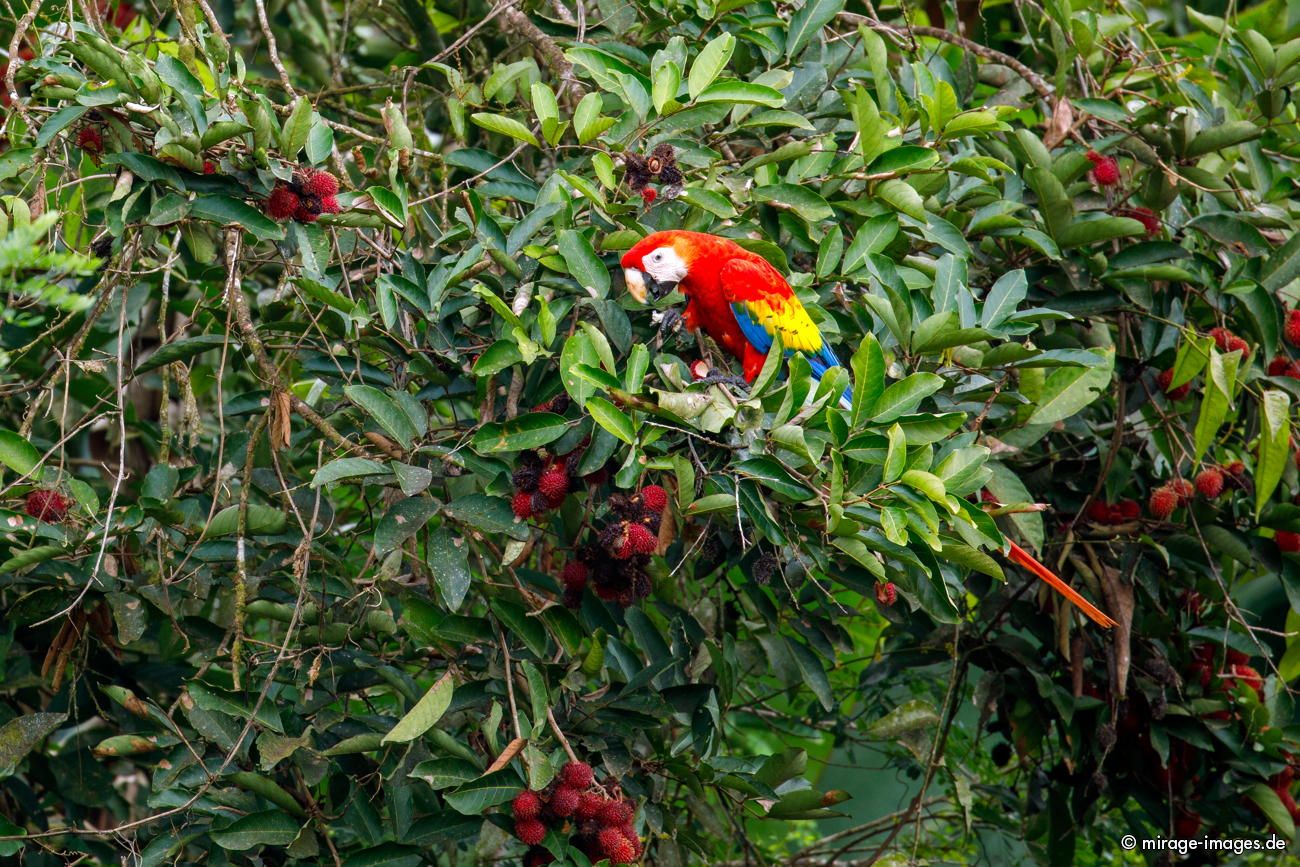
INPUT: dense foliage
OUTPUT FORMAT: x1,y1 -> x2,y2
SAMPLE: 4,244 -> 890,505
3,0 -> 1300,863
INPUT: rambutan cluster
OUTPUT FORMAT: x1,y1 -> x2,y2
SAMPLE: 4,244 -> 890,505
25,489 -> 69,522
622,142 -> 683,204
1085,150 -> 1120,186
1267,355 -> 1300,378
1188,644 -> 1265,722
76,126 -> 104,156
1084,499 -> 1141,525
264,168 -> 342,223
1286,309 -> 1300,347
874,581 -> 896,607
509,761 -> 643,864
511,448 -> 585,520
1208,326 -> 1250,356
1147,478 -> 1194,520
560,485 -> 668,608
1155,368 -> 1190,400
1115,206 -> 1161,236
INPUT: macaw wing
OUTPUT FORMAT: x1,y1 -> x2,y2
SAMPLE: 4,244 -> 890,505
719,258 -> 841,375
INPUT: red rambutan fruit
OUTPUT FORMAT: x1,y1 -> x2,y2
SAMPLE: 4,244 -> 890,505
549,785 -> 580,818
512,491 -> 535,520
598,828 -> 637,864
638,484 -> 668,513
25,489 -> 69,522
561,561 -> 587,591
1195,468 -> 1224,499
598,800 -> 634,827
76,126 -> 103,154
575,791 -> 607,820
875,581 -> 897,607
515,819 -> 547,846
512,790 -> 543,820
1156,368 -> 1190,400
560,761 -> 594,789
1287,310 -> 1300,347
1087,151 -> 1119,185
538,467 -> 569,503
1148,486 -> 1178,520
303,169 -> 339,198
265,185 -> 300,221
1278,530 -> 1300,553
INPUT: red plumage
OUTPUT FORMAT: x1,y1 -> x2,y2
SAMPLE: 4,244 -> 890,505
621,231 -> 800,382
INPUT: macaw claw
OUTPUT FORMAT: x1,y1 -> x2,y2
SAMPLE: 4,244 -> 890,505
695,369 -> 750,391
653,308 -> 684,340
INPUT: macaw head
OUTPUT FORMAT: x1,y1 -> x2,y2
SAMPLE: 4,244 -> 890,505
621,231 -> 692,303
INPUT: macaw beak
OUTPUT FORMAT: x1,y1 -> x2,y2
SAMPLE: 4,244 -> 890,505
624,268 -> 648,304
623,268 -> 678,304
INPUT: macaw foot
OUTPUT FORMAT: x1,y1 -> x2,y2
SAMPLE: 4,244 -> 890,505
653,308 -> 684,341
695,369 -> 751,392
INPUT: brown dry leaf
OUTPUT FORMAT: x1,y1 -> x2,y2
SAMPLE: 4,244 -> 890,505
1043,96 -> 1074,150
486,736 -> 528,774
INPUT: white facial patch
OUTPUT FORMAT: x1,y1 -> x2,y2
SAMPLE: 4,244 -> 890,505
642,247 -> 688,285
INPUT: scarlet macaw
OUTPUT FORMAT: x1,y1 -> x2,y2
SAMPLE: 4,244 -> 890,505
620,231 -> 1116,629
620,230 -> 852,407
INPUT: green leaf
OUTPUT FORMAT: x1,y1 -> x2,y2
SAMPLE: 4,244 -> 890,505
1262,233 -> 1300,292
1184,121 -> 1262,157
312,458 -> 392,487
0,429 -> 41,477
573,92 -> 607,144
752,184 -> 833,222
1057,217 -> 1145,249
470,112 -> 539,146
212,810 -> 301,851
787,639 -> 834,710
1192,351 -> 1239,463
871,373 -> 945,422
867,699 -> 940,739
786,0 -> 846,58
189,196 -> 284,241
882,423 -> 906,483
557,229 -> 609,296
1170,333 -> 1213,389
443,769 -> 524,815
876,179 -> 925,220
981,270 -> 1027,328
842,214 -> 898,275
586,397 -> 636,445
134,334 -> 229,374
1247,783 -> 1296,839
279,95 -> 314,158
850,334 -> 886,426
901,469 -> 947,506
1025,349 -> 1114,425
374,497 -> 440,555
688,33 -> 736,99
206,504 -> 286,537
346,385 -> 420,449
472,413 -> 570,452
427,527 -> 472,611
0,148 -> 39,182
382,671 -> 454,744
695,80 -> 786,107
0,712 -> 66,776
1256,389 -> 1291,519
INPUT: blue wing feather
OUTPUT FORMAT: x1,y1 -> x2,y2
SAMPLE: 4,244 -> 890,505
732,303 -> 852,408
730,303 -> 774,355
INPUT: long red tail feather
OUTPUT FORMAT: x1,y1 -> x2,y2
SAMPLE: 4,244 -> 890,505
1006,541 -> 1117,628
